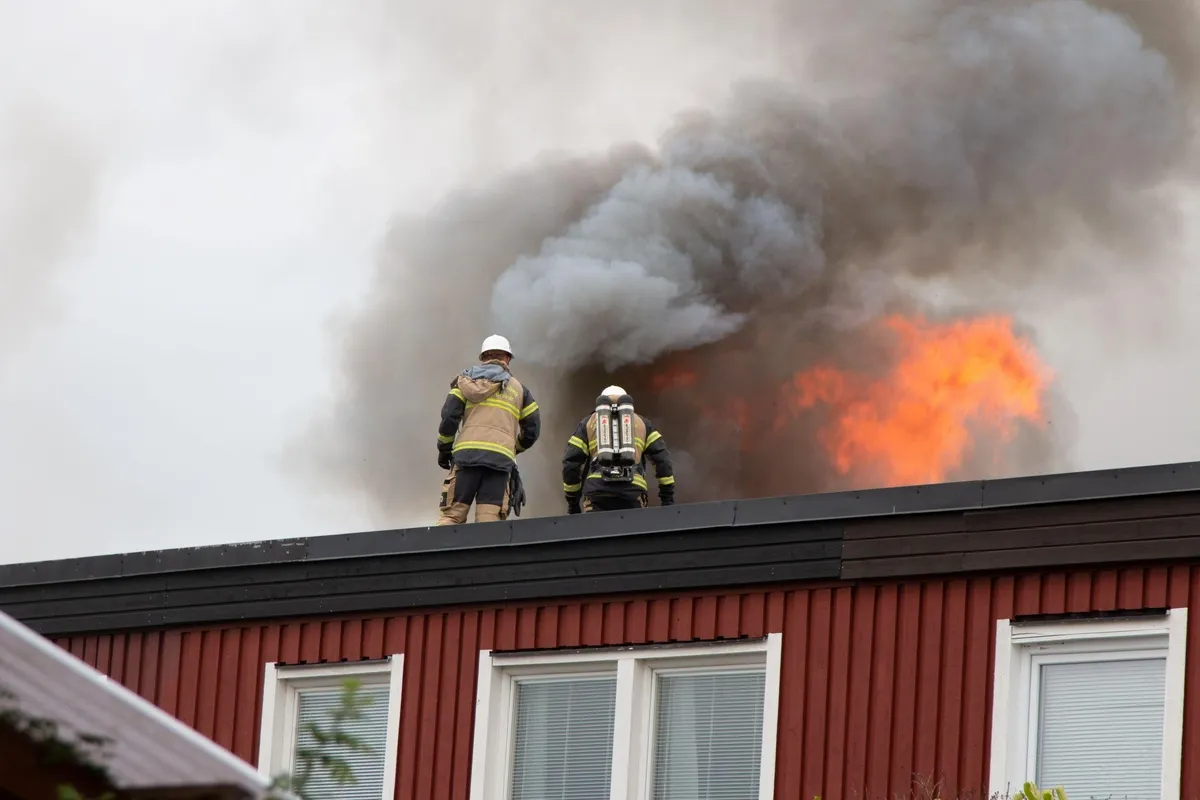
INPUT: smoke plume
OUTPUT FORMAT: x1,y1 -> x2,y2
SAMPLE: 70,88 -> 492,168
312,0 -> 1200,522
0,101 -> 102,357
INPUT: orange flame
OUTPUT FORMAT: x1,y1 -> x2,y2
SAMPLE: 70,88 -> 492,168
785,314 -> 1050,486
651,367 -> 697,392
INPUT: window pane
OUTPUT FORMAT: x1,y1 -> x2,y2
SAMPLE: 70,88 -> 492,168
510,676 -> 617,800
651,669 -> 766,800
1037,657 -> 1166,800
293,683 -> 391,800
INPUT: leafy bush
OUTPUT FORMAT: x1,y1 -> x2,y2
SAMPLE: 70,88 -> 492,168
812,774 -> 1067,800
1015,783 -> 1068,800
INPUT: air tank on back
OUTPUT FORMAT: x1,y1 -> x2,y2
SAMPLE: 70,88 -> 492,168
595,394 -> 616,467
615,394 -> 636,467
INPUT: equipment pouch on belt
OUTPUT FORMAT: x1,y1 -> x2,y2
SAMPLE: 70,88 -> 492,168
599,465 -> 635,483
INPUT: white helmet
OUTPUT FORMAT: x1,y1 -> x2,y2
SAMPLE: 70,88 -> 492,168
602,385 -> 627,397
480,334 -> 513,359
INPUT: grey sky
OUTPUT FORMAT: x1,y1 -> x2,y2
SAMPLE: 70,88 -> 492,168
1,0 -> 1198,565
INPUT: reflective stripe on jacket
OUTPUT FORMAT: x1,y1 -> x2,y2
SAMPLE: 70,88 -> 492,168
438,361 -> 540,471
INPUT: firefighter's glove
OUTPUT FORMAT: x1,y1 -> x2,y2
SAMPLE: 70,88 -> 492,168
438,451 -> 453,471
566,497 -> 582,515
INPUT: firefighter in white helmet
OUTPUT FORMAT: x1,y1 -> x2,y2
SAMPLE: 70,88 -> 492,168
561,385 -> 676,514
435,334 -> 540,525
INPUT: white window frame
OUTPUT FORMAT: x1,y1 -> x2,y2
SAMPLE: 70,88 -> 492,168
256,655 -> 405,800
469,634 -> 784,800
988,610 -> 1188,800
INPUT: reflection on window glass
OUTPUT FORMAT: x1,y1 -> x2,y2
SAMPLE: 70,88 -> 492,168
651,670 -> 766,800
293,683 -> 390,800
510,676 -> 617,800
1036,657 -> 1165,800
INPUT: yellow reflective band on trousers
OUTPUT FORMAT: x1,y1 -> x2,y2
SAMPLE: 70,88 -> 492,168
657,475 -> 675,486
586,472 -> 648,491
563,482 -> 581,493
465,397 -> 520,419
453,440 -> 516,460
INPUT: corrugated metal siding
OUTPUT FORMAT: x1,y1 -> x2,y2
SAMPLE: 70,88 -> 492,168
52,566 -> 1200,800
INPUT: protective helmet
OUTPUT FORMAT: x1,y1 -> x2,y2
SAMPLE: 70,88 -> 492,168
480,334 -> 513,359
601,385 -> 628,398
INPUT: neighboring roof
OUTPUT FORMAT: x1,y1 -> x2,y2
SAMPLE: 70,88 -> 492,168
3,459 -> 1200,636
0,609 -> 270,798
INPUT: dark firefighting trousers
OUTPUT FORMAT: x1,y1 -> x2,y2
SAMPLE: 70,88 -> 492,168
437,465 -> 511,525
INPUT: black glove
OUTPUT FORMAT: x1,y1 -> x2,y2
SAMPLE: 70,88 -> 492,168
508,468 -> 527,518
438,451 -> 453,470
566,496 -> 582,515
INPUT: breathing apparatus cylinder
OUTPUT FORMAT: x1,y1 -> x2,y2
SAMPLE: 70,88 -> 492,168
615,394 -> 636,467
595,395 -> 615,467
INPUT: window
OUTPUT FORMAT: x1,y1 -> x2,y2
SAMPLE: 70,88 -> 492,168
257,656 -> 404,800
988,611 -> 1187,800
510,674 -> 617,800
469,635 -> 783,800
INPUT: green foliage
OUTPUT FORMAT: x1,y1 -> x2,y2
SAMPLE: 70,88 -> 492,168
267,678 -> 375,800
55,786 -> 115,800
1015,782 -> 1068,800
807,775 -> 1066,800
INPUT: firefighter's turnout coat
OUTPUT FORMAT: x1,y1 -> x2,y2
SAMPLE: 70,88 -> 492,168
562,412 -> 676,506
438,360 -> 540,471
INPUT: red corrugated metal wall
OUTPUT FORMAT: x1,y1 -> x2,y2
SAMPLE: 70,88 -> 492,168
53,565 -> 1200,800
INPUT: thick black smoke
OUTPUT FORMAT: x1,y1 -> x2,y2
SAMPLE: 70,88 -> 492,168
309,0 -> 1200,523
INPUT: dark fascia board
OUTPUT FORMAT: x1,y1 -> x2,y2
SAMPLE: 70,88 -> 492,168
3,459 -> 1200,588
5,519 -> 843,635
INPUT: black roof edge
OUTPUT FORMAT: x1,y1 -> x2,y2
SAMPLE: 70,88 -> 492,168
489,636 -> 769,658
4,458 -> 1200,589
1010,608 -> 1169,625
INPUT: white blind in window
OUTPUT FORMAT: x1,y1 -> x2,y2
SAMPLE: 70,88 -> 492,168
510,675 -> 617,800
1036,656 -> 1166,800
293,683 -> 391,800
651,669 -> 767,800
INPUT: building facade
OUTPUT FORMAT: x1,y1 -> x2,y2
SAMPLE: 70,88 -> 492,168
3,461 -> 1200,800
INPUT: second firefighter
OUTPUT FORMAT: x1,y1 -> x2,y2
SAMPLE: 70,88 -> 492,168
561,385 -> 676,513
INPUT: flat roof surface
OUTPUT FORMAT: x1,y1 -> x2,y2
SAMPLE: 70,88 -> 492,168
0,609 -> 270,796
5,459 -> 1200,636
5,459 -> 1200,583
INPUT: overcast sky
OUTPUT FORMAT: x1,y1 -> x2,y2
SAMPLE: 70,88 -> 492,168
1,1 -> 1198,566
0,0 -> 786,564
